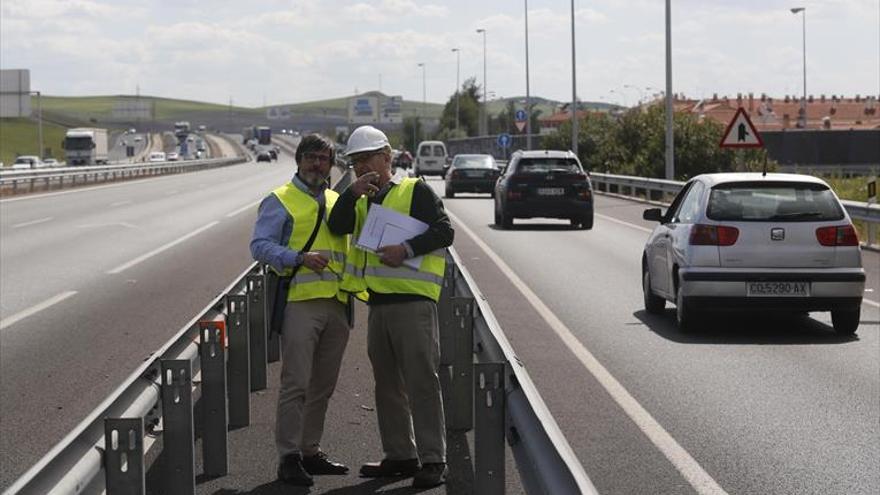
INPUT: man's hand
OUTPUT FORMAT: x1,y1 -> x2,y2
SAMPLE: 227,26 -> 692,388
351,171 -> 380,197
377,244 -> 407,267
302,252 -> 329,271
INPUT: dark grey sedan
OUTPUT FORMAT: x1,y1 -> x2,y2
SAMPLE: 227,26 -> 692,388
444,154 -> 500,198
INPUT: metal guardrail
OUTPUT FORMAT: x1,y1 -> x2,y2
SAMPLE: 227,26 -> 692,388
589,172 -> 880,247
0,156 -> 249,194
6,167 -> 594,494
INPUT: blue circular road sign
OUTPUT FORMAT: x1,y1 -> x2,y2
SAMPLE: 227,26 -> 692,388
497,133 -> 512,148
515,109 -> 527,122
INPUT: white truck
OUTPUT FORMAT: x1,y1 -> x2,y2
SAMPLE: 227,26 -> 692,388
63,128 -> 109,166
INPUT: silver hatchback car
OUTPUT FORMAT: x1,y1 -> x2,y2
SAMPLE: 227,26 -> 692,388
641,173 -> 865,334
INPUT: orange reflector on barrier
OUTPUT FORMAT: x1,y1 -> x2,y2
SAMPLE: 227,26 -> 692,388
198,319 -> 227,348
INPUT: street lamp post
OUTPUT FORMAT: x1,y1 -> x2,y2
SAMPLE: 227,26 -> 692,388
570,0 -> 578,156
476,28 -> 488,136
790,7 -> 807,128
524,0 -> 532,150
664,0 -> 674,180
452,48 -> 461,134
418,62 -> 426,142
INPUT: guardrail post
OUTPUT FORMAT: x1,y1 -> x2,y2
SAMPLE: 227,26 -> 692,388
246,273 -> 268,390
265,269 -> 280,363
474,363 -> 505,495
450,297 -> 474,431
226,294 -> 251,427
438,260 -> 456,424
104,417 -> 145,495
160,359 -> 195,495
199,322 -> 228,477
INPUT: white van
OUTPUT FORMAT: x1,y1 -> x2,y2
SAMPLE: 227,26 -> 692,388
414,141 -> 448,177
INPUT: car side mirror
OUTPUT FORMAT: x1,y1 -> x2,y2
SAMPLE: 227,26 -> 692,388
643,208 -> 663,223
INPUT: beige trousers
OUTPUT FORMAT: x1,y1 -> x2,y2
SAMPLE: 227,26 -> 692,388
276,297 -> 350,458
367,300 -> 446,464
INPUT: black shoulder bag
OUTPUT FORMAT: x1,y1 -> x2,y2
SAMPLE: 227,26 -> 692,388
268,200 -> 326,335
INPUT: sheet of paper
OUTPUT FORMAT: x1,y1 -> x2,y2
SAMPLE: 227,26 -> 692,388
356,204 -> 429,270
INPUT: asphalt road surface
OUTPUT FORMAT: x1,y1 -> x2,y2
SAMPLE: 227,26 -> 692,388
433,180 -> 878,495
1,167 -> 877,494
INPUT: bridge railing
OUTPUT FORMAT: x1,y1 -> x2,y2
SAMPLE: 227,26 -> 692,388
5,168 -> 595,494
590,172 -> 880,248
0,156 -> 248,195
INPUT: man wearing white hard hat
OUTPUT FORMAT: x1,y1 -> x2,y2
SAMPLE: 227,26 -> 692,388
328,125 -> 453,488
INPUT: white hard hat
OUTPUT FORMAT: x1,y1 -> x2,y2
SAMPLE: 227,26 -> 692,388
345,125 -> 389,156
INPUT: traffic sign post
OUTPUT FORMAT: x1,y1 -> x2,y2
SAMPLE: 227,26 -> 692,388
497,133 -> 511,160
514,109 -> 527,133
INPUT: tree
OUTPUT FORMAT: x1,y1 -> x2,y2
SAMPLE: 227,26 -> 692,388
437,77 -> 481,138
402,117 -> 423,152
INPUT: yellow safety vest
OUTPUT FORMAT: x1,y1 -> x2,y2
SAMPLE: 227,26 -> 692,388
340,178 -> 446,302
272,183 -> 348,303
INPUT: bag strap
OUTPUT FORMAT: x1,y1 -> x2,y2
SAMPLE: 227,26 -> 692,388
290,198 -> 327,278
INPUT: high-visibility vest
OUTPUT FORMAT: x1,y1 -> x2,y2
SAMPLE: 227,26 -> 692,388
340,178 -> 446,302
272,183 -> 348,303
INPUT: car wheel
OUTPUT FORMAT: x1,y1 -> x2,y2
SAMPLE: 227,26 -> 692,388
643,268 -> 665,314
675,285 -> 697,333
831,308 -> 860,335
445,187 -> 455,198
497,209 -> 512,229
581,213 -> 594,230
494,206 -> 501,226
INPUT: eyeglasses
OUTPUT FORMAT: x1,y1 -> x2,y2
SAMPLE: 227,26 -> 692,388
302,152 -> 333,164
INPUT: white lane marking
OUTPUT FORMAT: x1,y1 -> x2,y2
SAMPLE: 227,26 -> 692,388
225,199 -> 262,218
596,213 -> 653,233
111,200 -> 133,207
165,190 -> 179,196
447,210 -> 730,495
107,221 -> 219,274
0,291 -> 78,330
12,217 -> 53,228
593,213 -> 880,309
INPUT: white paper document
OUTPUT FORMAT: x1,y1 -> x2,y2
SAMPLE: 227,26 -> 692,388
356,204 -> 428,269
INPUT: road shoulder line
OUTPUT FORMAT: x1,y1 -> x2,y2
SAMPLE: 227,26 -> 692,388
1,291 -> 78,331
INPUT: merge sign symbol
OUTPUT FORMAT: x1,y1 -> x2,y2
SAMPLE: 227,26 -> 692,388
720,108 -> 764,148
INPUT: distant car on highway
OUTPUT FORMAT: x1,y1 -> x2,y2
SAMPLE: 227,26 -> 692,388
256,150 -> 272,162
493,149 -> 594,230
641,173 -> 865,334
134,136 -> 143,142
414,141 -> 448,177
268,148 -> 278,161
41,158 -> 61,167
444,154 -> 499,198
11,155 -> 42,170
166,152 -> 179,161
148,151 -> 166,162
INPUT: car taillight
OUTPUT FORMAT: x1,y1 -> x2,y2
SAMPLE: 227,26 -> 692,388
816,225 -> 859,246
577,188 -> 592,200
689,224 -> 739,246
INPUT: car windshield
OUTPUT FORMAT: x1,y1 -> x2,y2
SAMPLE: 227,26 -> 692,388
517,158 -> 581,174
707,182 -> 844,221
453,156 -> 494,169
432,145 -> 445,156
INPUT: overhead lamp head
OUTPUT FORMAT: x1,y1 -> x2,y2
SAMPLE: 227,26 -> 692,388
790,7 -> 805,14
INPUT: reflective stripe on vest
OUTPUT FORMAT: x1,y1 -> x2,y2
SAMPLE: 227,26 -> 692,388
272,183 -> 347,302
340,178 -> 446,302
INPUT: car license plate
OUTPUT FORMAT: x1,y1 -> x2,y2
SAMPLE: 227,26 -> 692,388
465,170 -> 485,178
746,281 -> 810,297
537,187 -> 565,196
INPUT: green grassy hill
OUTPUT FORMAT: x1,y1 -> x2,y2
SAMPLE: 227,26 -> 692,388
0,118 -> 68,166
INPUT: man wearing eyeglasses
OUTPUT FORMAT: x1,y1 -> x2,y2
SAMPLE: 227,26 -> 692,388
250,134 -> 351,487
328,125 -> 454,488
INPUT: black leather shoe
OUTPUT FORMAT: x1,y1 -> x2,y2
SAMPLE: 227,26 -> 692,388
412,462 -> 447,488
277,454 -> 314,486
302,451 -> 349,475
359,458 -> 420,478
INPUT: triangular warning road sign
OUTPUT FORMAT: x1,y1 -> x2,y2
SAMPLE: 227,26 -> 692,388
515,121 -> 526,132
720,107 -> 764,148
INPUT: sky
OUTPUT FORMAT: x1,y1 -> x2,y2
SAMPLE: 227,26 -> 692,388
1,0 -> 879,108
